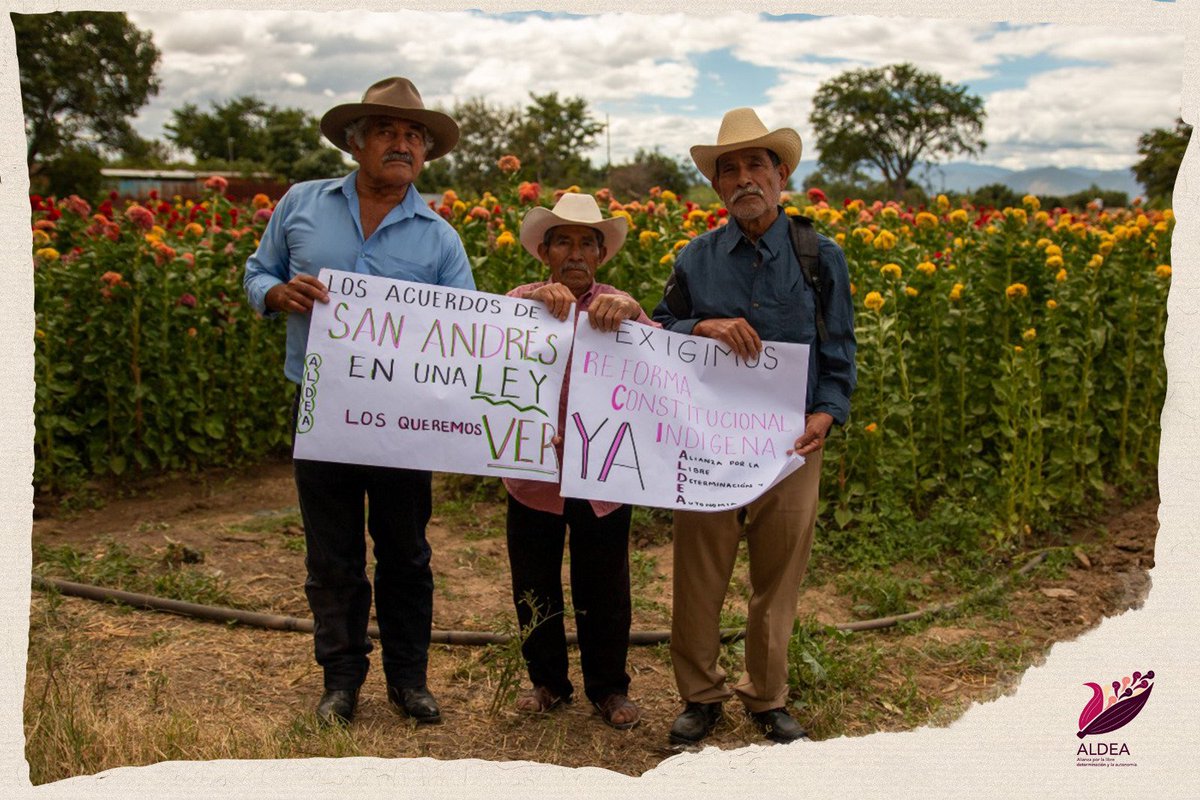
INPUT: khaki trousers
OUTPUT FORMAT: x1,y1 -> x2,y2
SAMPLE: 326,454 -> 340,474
670,450 -> 822,712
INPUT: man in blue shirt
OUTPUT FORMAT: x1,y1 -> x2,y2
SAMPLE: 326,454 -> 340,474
653,108 -> 856,746
244,77 -> 473,727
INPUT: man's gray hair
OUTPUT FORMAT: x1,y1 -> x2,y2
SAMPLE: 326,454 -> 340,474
344,115 -> 435,152
543,226 -> 604,248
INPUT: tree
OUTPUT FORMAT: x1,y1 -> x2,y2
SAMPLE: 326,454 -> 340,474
970,182 -> 1021,210
511,92 -> 604,187
607,148 -> 696,198
14,11 -> 161,169
437,98 -> 523,194
166,96 -> 347,182
1132,118 -> 1192,203
810,62 -> 985,200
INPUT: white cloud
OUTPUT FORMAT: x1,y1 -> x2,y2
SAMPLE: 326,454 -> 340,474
125,10 -> 1183,174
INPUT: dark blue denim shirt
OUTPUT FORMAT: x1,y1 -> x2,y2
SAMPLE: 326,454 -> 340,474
652,209 -> 857,425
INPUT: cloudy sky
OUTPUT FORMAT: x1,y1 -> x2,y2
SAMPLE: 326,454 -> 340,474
124,9 -> 1186,174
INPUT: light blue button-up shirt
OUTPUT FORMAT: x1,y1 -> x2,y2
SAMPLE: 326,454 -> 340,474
244,170 -> 475,383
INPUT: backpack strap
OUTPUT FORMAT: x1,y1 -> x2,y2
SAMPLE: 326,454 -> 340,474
662,268 -> 692,320
787,214 -> 828,343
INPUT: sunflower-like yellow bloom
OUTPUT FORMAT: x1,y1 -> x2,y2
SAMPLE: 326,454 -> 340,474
864,291 -> 885,312
1006,283 -> 1029,300
880,262 -> 902,280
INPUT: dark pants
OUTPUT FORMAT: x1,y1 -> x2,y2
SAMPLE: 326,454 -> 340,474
293,451 -> 433,690
505,494 -> 633,704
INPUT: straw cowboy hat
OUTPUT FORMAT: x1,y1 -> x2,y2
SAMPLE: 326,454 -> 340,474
520,193 -> 628,266
320,77 -> 460,160
690,108 -> 803,182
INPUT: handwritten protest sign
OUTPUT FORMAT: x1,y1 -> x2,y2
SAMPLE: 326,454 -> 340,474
560,313 -> 809,511
293,269 -> 573,481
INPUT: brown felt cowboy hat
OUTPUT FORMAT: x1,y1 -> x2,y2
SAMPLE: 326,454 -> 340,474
519,193 -> 628,266
320,77 -> 460,160
690,107 -> 802,182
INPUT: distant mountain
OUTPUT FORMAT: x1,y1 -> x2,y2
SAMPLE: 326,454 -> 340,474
800,161 -> 1144,199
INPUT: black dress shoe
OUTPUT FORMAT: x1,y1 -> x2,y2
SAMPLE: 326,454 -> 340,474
388,684 -> 442,724
668,701 -> 722,744
315,688 -> 359,726
750,707 -> 808,743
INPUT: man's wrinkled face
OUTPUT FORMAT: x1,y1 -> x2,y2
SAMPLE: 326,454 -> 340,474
351,116 -> 427,188
537,225 -> 607,298
711,147 -> 789,224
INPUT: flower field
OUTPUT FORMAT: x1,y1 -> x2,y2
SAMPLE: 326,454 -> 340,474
30,175 -> 1170,551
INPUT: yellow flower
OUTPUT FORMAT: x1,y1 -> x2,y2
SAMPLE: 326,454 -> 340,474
1163,209 -> 1175,222
948,209 -> 969,224
35,247 -> 60,261
1022,327 -> 1037,342
915,211 -> 939,228
661,190 -> 678,203
660,253 -> 675,266
845,199 -> 864,213
1154,221 -> 1169,233
1046,299 -> 1058,310
849,282 -> 857,296
835,233 -> 846,246
1036,238 -> 1052,250
1099,239 -> 1114,255
1156,264 -> 1172,279
936,194 -> 950,212
1006,208 -> 1028,225
1014,345 -> 1024,354
1005,283 -> 1029,300
953,237 -> 964,248
864,291 -> 885,312
687,209 -> 707,223
880,206 -> 899,219
1056,268 -> 1068,283
852,227 -> 874,244
1136,213 -> 1150,228
1044,244 -> 1062,258
1045,255 -> 1064,269
638,230 -> 661,246
880,262 -> 902,280
905,286 -> 920,297
35,329 -> 46,339
949,283 -> 964,301
184,222 -> 205,238
495,231 -> 516,248
916,261 -> 936,276
985,225 -> 998,235
784,205 -> 801,217
1022,194 -> 1041,211
873,230 -> 897,250
1087,254 -> 1103,270
452,200 -> 467,216
673,239 -> 690,252
611,209 -> 635,229
32,229 -> 51,246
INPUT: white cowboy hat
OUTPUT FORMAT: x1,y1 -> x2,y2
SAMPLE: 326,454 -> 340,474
519,193 -> 628,266
689,107 -> 802,182
320,76 -> 460,160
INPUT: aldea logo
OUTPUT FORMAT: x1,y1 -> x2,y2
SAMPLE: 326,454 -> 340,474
1077,669 -> 1154,741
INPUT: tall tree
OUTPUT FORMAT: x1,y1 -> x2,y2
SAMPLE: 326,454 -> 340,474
14,11 -> 161,169
1132,118 -> 1192,203
810,62 -> 986,200
166,96 -> 346,182
511,92 -> 604,186
438,98 -> 523,194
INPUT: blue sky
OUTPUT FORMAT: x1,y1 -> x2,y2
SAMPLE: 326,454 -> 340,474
124,9 -> 1185,174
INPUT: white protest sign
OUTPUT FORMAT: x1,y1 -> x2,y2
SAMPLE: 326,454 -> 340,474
561,313 -> 809,511
293,269 -> 574,481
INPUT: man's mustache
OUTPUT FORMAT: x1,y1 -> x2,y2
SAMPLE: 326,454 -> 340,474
731,186 -> 765,203
383,151 -> 414,164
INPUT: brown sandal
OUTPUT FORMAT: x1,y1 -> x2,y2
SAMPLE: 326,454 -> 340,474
594,693 -> 641,730
515,686 -> 566,714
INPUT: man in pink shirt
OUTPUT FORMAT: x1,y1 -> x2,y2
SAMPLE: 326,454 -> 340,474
503,193 -> 657,730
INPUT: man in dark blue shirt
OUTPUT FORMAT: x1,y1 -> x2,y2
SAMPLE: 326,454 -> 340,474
653,108 -> 856,746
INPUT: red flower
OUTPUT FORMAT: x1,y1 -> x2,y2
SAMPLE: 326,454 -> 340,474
30,195 -> 44,212
253,208 -> 273,223
125,204 -> 155,230
178,293 -> 197,308
100,271 -> 123,286
517,181 -> 541,204
149,190 -> 159,201
807,187 -> 827,204
496,154 -> 521,174
204,175 -> 229,194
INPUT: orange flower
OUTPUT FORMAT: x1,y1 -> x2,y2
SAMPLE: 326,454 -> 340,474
496,154 -> 521,174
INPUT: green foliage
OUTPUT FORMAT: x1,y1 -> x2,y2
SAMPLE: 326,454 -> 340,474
14,11 -> 161,168
1132,118 -> 1192,203
810,62 -> 985,200
42,147 -> 104,199
165,96 -> 348,182
512,92 -> 605,187
607,148 -> 697,198
970,182 -> 1022,210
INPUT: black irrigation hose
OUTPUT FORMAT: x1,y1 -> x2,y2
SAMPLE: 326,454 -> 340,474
31,553 -> 1046,646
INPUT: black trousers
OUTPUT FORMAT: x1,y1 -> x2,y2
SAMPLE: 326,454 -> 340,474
294,457 -> 434,691
505,494 -> 632,704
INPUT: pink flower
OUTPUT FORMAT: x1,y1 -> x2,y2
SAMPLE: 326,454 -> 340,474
253,208 -> 273,223
178,293 -> 197,308
204,175 -> 229,194
125,204 -> 155,231
66,195 -> 92,217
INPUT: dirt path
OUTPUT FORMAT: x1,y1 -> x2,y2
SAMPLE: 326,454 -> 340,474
25,460 -> 1157,781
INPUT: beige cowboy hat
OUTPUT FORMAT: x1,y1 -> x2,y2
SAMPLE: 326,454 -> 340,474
690,107 -> 802,182
320,77 -> 460,160
520,193 -> 628,266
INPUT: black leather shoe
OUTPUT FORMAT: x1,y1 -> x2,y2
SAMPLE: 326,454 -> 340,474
388,684 -> 442,724
668,701 -> 722,744
315,688 -> 358,727
750,707 -> 808,743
